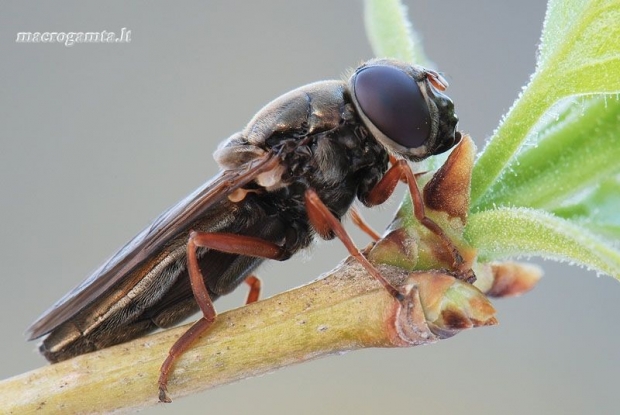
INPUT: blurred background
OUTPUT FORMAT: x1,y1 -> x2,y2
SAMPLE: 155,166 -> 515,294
1,1 -> 619,414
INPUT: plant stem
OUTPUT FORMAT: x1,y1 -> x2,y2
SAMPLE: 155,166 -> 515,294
0,261 -> 495,414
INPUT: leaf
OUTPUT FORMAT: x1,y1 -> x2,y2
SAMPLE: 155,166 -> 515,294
465,207 -> 620,281
552,175 -> 620,241
474,96 -> 620,211
537,0 -> 620,96
363,0 -> 429,65
470,0 -> 620,205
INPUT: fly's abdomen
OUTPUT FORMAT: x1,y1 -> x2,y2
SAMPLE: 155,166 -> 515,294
38,249 -> 264,362
39,198 -> 295,363
39,246 -> 189,362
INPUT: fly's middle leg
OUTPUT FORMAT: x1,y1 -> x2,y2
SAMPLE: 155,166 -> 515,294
305,189 -> 404,301
349,207 -> 381,241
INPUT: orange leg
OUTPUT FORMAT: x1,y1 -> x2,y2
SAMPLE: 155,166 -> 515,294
244,275 -> 262,304
348,154 -> 424,243
158,231 -> 286,403
364,159 -> 472,281
305,189 -> 404,301
349,207 -> 381,242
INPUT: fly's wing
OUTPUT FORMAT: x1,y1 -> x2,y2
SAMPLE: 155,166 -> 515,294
27,154 -> 279,340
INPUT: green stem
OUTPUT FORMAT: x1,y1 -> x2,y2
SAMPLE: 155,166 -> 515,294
0,262 -> 495,414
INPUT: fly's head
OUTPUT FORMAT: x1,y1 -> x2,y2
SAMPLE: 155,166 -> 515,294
349,59 -> 460,162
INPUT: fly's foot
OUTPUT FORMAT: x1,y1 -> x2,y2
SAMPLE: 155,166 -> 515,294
158,384 -> 172,403
458,268 -> 477,285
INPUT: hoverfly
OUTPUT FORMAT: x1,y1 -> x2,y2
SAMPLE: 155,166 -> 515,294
27,58 -> 467,402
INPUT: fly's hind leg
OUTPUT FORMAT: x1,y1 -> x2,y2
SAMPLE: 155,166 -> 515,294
244,275 -> 262,304
158,231 -> 287,403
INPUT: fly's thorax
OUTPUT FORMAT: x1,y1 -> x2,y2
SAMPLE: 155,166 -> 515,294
275,120 -> 389,220
215,79 -> 355,193
242,80 -> 348,147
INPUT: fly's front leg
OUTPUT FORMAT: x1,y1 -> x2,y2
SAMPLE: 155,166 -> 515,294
158,231 -> 287,403
347,156 -> 427,243
364,159 -> 474,283
305,189 -> 404,301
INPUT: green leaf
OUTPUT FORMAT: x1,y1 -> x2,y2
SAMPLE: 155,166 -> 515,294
474,96 -> 620,211
363,0 -> 429,65
465,207 -> 620,281
552,175 -> 620,241
470,0 -> 620,205
537,0 -> 620,95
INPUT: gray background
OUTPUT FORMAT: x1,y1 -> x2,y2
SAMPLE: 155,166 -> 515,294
2,1 -> 619,414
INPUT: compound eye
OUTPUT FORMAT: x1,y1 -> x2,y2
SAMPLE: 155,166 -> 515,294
353,65 -> 430,149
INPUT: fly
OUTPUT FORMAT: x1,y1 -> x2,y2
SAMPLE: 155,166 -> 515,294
27,58 -> 470,402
